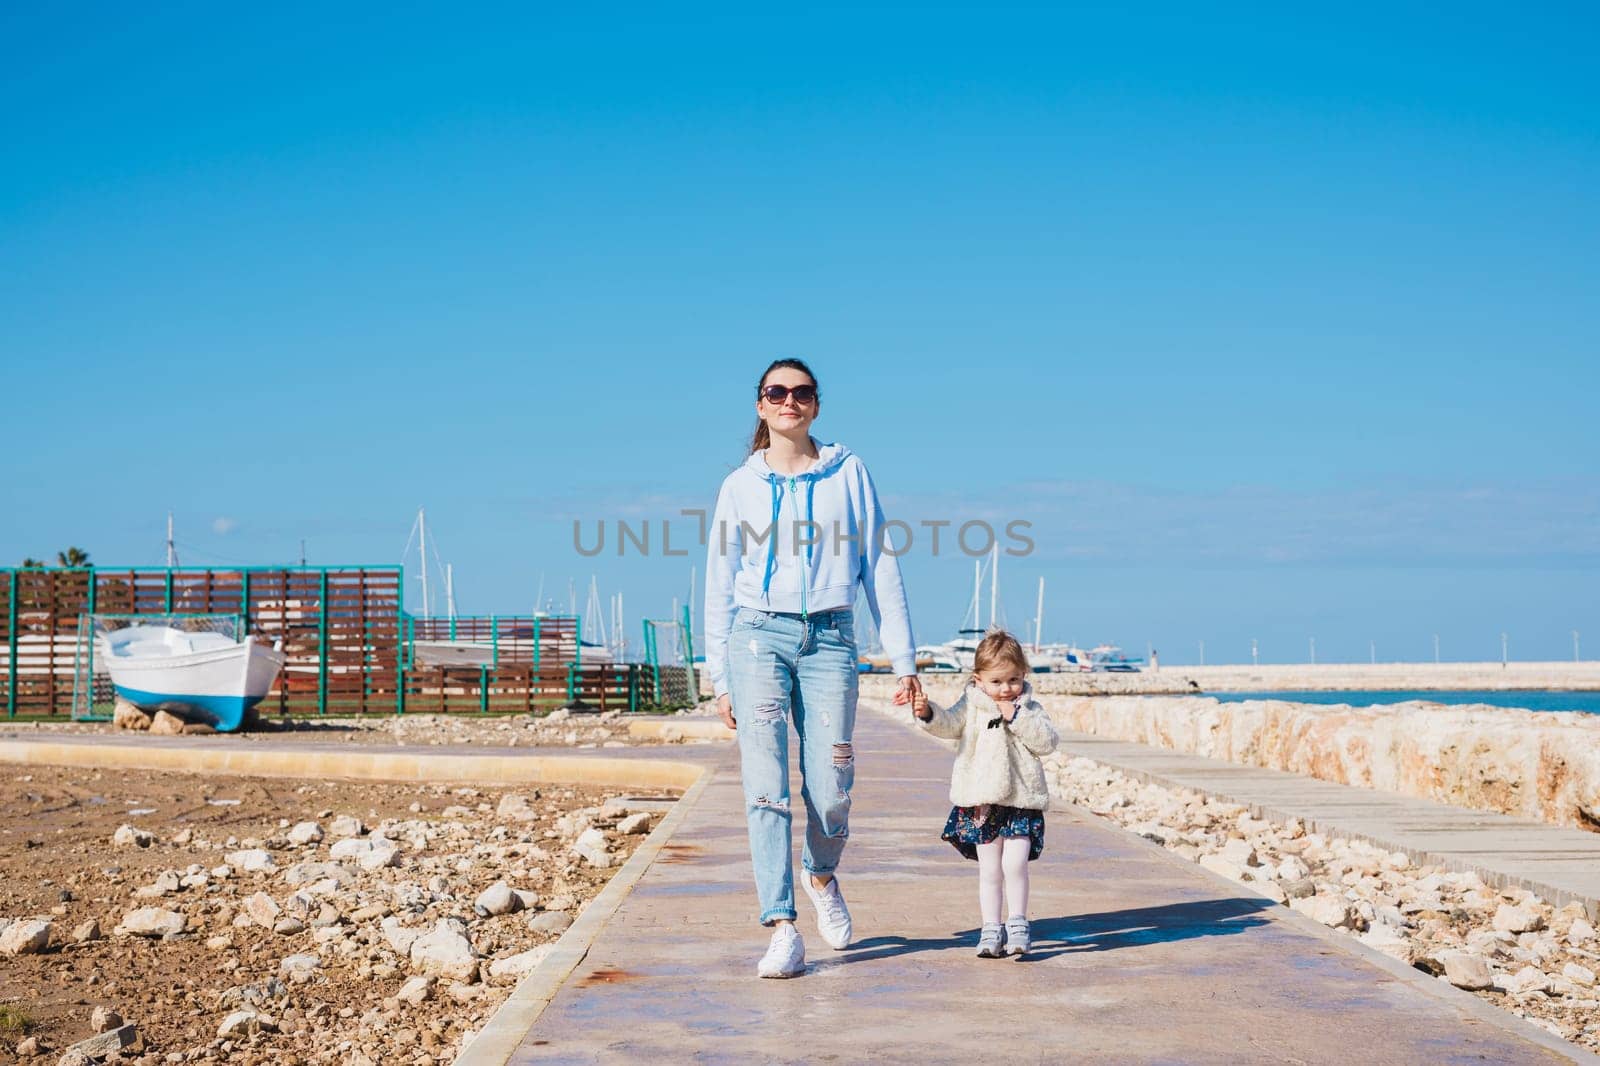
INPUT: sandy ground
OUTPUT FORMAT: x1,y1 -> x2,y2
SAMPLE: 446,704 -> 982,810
0,765 -> 677,1062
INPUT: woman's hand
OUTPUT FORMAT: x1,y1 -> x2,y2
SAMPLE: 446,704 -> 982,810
716,693 -> 736,730
890,673 -> 923,705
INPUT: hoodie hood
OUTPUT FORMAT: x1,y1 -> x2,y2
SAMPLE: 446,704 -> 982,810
741,437 -> 853,480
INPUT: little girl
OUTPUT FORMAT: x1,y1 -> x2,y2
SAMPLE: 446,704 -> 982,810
909,630 -> 1058,957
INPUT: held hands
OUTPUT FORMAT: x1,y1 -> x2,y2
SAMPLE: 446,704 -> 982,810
889,674 -> 931,721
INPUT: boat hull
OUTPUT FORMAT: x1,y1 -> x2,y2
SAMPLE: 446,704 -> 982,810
107,639 -> 285,732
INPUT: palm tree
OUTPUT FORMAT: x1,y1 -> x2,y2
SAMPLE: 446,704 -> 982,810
20,557 -> 46,568
56,547 -> 91,568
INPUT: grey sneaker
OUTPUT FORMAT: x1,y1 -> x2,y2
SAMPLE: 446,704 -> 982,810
1005,916 -> 1032,956
976,923 -> 1007,958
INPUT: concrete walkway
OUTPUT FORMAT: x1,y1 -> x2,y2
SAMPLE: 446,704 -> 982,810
501,705 -> 1589,1065
1059,731 -> 1600,916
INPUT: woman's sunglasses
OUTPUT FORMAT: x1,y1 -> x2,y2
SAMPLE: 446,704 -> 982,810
759,384 -> 818,405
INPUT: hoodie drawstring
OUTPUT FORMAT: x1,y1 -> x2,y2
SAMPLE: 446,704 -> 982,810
758,472 -> 817,620
760,474 -> 780,602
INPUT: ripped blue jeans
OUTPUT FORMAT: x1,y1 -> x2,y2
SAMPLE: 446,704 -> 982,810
726,605 -> 859,925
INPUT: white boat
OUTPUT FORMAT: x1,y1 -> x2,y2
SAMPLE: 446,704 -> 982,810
101,625 -> 285,732
412,640 -> 497,667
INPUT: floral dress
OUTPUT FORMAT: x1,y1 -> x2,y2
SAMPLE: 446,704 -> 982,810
941,802 -> 1045,862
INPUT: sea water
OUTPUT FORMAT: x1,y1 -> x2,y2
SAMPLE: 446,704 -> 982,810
1207,690 -> 1600,715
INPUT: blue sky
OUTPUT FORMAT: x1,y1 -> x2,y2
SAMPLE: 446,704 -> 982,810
3,4 -> 1596,663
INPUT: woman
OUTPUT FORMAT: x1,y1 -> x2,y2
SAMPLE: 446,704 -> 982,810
704,357 -> 922,978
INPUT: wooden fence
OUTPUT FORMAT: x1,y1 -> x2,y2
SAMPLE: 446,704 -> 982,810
1,568 -> 690,717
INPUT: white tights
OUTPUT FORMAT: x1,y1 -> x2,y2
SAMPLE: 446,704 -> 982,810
975,836 -> 1031,925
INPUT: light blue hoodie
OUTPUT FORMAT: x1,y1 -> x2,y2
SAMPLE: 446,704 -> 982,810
704,437 -> 917,697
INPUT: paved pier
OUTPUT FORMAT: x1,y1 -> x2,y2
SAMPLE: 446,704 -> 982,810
502,705 -> 1589,1065
1058,731 -> 1600,916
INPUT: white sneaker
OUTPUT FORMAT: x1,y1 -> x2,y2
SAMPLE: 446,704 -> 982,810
757,923 -> 806,978
802,874 -> 853,949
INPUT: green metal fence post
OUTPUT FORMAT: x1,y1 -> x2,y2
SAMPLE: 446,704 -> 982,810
6,570 -> 16,718
164,568 -> 174,612
397,563 -> 407,716
533,617 -> 542,669
491,616 -> 499,668
565,664 -> 576,705
479,665 -> 489,715
680,602 -> 696,702
627,663 -> 638,713
317,569 -> 329,715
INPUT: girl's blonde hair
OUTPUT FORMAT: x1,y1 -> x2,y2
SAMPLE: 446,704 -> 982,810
973,629 -> 1029,676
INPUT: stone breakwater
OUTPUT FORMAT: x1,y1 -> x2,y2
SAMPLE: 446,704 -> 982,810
867,677 -> 1600,831
961,661 -> 1600,696
1048,694 -> 1600,832
1045,753 -> 1600,1053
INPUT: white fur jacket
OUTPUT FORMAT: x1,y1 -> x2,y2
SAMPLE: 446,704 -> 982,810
919,681 -> 1059,810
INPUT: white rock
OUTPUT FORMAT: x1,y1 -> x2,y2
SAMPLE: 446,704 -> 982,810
1291,894 -> 1356,930
381,916 -> 422,955
1496,965 -> 1552,996
329,838 -> 374,860
617,812 -> 653,835
91,1006 -> 123,1032
528,911 -> 574,935
357,842 -> 400,872
1218,838 -> 1258,867
118,907 -> 186,938
1569,918 -> 1597,943
1275,856 -> 1310,881
279,953 -> 320,982
409,919 -> 479,982
488,944 -> 552,980
216,1009 -> 270,1037
329,815 -> 365,838
474,881 -> 522,917
396,976 -> 432,1004
497,794 -> 541,822
287,821 -> 324,845
1358,924 -> 1413,963
1440,951 -> 1494,990
226,849 -> 277,875
572,827 -> 612,868
1562,962 -> 1596,987
1198,855 -> 1246,882
0,918 -> 51,955
1492,903 -> 1545,934
243,891 -> 282,929
112,824 -> 153,848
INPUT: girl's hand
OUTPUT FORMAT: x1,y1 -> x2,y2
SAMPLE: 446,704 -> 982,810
715,694 -> 736,730
911,690 -> 932,722
998,700 -> 1018,722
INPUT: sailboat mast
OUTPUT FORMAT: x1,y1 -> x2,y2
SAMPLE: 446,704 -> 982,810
418,508 -> 431,620
1034,576 -> 1044,652
972,559 -> 981,631
989,543 -> 998,629
445,563 -> 456,623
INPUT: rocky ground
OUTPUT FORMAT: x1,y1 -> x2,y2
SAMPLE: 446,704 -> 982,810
0,764 -> 674,1063
4,708 -> 716,749
1045,751 -> 1600,1054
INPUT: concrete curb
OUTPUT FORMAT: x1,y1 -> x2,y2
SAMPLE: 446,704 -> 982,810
0,739 -> 703,791
627,718 -> 735,742
453,765 -> 717,1065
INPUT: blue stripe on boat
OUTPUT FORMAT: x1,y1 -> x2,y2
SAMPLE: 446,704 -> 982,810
111,686 -> 261,733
